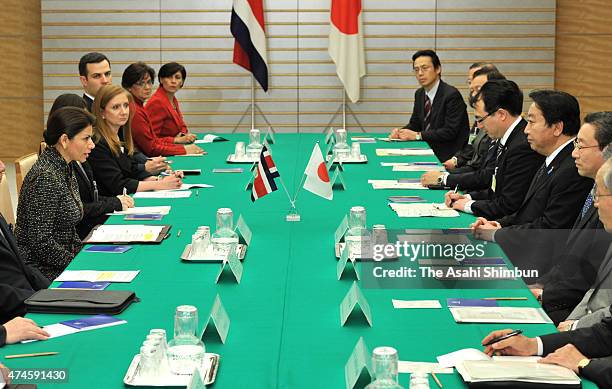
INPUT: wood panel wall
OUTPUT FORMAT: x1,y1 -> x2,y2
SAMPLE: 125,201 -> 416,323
556,0 -> 612,116
0,0 -> 43,159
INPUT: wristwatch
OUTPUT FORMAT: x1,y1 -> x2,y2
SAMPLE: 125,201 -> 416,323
415,133 -> 422,141
577,358 -> 591,373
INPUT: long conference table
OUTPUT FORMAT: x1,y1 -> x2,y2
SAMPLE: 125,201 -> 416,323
1,134 -> 597,388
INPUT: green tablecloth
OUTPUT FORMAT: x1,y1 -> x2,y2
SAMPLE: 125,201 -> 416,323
0,134 -> 596,388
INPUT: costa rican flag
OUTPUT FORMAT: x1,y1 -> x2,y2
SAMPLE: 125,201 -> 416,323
231,0 -> 269,92
251,145 -> 280,201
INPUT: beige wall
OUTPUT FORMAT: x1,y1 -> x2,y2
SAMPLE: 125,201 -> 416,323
556,0 -> 612,116
0,0 -> 43,159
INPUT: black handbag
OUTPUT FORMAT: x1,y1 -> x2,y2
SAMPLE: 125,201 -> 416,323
24,289 -> 138,315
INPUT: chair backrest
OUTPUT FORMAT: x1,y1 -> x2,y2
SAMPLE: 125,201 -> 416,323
0,173 -> 15,225
15,152 -> 38,193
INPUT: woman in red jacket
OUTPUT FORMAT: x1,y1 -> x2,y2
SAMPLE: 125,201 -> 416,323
122,62 -> 203,156
146,62 -> 198,142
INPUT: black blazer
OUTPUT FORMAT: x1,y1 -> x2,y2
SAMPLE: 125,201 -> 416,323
73,161 -> 122,239
540,207 -> 610,325
0,214 -> 50,323
403,80 -> 470,162
497,142 -> 593,229
88,137 -> 146,196
446,139 -> 497,191
469,119 -> 545,220
540,306 -> 612,388
452,129 -> 492,172
83,94 -> 93,112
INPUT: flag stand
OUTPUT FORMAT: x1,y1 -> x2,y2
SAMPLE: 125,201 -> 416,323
232,76 -> 276,134
323,90 -> 367,134
278,175 -> 301,222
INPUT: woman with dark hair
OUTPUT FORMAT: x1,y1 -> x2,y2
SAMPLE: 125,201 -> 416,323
15,107 -> 95,280
48,93 -> 135,239
88,85 -> 182,196
146,62 -> 197,140
122,62 -> 203,156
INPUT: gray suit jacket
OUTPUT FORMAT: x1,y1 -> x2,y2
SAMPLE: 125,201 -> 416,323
568,242 -> 612,327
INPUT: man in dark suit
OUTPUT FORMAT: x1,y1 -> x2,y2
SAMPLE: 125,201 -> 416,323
78,52 -> 112,111
421,68 -> 505,189
444,80 -> 544,220
481,306 -> 612,388
0,213 -> 50,323
534,112 -> 612,324
388,49 -> 470,162
470,91 -> 593,276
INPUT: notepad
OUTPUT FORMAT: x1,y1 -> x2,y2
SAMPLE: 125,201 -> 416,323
55,270 -> 140,283
194,134 -> 228,143
449,307 -> 553,324
456,360 -> 580,385
390,203 -> 460,217
133,191 -> 192,199
368,180 -> 429,190
398,361 -> 453,374
85,224 -> 167,243
376,148 -> 435,156
110,206 -> 171,215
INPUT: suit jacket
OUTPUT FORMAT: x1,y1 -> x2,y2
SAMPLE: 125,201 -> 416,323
446,138 -> 497,191
468,119 -> 545,220
131,98 -> 186,157
88,137 -> 148,196
83,93 -> 93,112
73,161 -> 122,239
403,80 -> 470,162
453,127 -> 492,172
540,205 -> 610,325
540,306 -> 612,388
567,243 -> 612,328
0,214 -> 50,323
145,87 -> 189,138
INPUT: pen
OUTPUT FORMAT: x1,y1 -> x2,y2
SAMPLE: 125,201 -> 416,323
123,187 -> 127,197
482,297 -> 528,301
5,352 -> 59,359
431,372 -> 443,388
453,185 -> 459,194
483,329 -> 523,346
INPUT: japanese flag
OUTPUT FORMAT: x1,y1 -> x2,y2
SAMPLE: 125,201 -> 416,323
303,143 -> 333,200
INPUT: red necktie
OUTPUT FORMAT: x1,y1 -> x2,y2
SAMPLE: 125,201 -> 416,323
424,94 -> 432,132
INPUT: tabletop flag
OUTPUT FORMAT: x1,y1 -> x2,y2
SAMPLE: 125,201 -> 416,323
231,0 -> 269,91
328,0 -> 366,103
251,145 -> 280,201
303,143 -> 333,200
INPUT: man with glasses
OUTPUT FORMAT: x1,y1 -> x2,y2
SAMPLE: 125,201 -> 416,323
534,112 -> 612,325
444,79 -> 543,220
388,49 -> 470,162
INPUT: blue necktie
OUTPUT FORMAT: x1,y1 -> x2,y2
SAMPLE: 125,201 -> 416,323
580,192 -> 594,219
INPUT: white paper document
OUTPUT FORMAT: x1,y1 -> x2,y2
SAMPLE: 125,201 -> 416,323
110,206 -> 171,215
376,148 -> 435,156
398,361 -> 453,374
390,203 -> 460,217
133,191 -> 192,199
392,165 -> 445,172
368,180 -> 428,190
449,307 -> 553,324
456,360 -> 580,385
195,134 -> 223,143
392,299 -> 441,309
55,270 -> 140,283
173,153 -> 205,157
397,233 -> 471,244
86,224 -> 166,242
158,184 -> 213,191
22,319 -> 127,343
437,348 -> 491,368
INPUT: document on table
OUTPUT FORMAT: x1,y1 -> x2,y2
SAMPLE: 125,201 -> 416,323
392,299 -> 441,309
133,191 -> 192,199
449,307 -> 553,324
110,206 -> 171,215
392,164 -> 445,172
437,348 -> 491,368
86,224 -> 166,243
398,361 -> 453,374
390,203 -> 460,217
456,360 -> 580,385
158,184 -> 213,191
368,180 -> 429,190
397,233 -> 471,244
173,153 -> 205,157
55,270 -> 140,283
376,148 -> 435,156
23,315 -> 127,343
194,134 -> 227,143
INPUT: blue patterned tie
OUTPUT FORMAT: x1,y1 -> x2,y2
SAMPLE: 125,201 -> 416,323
581,192 -> 594,219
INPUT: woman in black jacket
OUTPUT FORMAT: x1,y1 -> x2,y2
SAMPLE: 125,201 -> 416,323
49,94 -> 134,239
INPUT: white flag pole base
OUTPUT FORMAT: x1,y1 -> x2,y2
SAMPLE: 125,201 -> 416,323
285,204 -> 301,222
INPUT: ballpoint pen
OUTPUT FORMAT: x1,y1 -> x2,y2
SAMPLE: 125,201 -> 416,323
483,329 -> 523,346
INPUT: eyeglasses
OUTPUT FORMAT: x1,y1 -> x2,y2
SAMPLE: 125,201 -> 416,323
474,108 -> 499,125
134,79 -> 154,87
592,185 -> 612,202
573,139 -> 599,151
413,65 -> 432,74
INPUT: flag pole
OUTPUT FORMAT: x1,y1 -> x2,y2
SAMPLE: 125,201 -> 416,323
342,90 -> 346,130
251,76 -> 256,131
